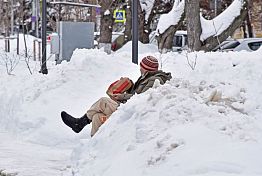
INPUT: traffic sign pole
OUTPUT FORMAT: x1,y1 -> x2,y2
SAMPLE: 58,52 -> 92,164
132,0 -> 138,64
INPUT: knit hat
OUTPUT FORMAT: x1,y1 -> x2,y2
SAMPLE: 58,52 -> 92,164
140,56 -> 159,71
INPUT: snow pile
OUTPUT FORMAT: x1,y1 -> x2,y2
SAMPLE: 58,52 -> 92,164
69,48 -> 262,176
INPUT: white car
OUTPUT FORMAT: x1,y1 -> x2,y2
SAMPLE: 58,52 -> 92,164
214,38 -> 262,52
149,30 -> 188,52
172,30 -> 188,52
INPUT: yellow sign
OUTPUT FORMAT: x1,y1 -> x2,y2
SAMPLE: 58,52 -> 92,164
113,10 -> 126,23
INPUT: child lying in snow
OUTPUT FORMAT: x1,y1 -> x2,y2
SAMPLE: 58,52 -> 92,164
61,56 -> 172,137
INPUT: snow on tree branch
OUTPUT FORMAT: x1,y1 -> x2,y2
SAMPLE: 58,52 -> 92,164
156,0 -> 185,34
200,0 -> 246,41
140,0 -> 155,21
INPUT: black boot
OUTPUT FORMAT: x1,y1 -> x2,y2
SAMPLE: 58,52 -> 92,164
61,111 -> 92,133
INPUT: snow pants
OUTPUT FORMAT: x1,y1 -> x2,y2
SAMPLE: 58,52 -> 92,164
86,97 -> 119,136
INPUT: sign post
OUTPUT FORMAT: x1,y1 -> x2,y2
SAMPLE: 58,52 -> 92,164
132,0 -> 138,64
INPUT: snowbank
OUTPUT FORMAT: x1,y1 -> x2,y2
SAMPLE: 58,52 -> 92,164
71,49 -> 262,176
0,43 -> 262,176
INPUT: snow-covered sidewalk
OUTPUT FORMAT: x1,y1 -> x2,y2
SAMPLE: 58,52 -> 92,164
0,132 -> 72,176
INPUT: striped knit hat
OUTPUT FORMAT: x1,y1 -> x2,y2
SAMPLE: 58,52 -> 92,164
140,56 -> 159,71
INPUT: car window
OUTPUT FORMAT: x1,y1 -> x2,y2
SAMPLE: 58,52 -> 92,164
173,36 -> 183,47
212,40 -> 231,51
222,41 -> 240,50
248,41 -> 262,51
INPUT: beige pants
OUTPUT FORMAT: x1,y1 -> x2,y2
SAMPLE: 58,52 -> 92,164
86,97 -> 119,136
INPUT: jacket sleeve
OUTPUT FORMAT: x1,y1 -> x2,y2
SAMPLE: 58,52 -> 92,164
116,93 -> 133,103
139,77 -> 164,94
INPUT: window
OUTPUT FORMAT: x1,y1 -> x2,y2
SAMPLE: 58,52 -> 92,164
222,41 -> 240,50
248,41 -> 262,51
173,36 -> 183,47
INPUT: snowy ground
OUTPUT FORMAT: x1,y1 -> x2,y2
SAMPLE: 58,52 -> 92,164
0,37 -> 262,176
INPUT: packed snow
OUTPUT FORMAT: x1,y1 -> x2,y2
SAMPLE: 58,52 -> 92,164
0,37 -> 262,176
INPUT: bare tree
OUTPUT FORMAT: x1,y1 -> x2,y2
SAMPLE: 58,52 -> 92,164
157,0 -> 185,52
138,0 -> 174,43
186,0 -> 248,51
157,19 -> 184,53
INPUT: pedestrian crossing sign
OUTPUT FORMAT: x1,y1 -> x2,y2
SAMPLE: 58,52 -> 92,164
113,10 -> 126,23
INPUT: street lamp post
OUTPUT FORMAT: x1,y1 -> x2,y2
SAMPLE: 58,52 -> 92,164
41,0 -> 48,74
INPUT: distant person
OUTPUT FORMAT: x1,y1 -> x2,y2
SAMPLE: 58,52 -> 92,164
61,56 -> 172,137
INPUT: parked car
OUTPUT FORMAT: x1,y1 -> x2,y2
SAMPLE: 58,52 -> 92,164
213,38 -> 262,52
149,30 -> 188,52
172,30 -> 188,52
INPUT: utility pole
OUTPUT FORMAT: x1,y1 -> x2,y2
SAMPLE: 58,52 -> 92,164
132,0 -> 138,64
41,0 -> 48,74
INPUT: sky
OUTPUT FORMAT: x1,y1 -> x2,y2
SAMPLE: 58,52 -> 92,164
0,34 -> 262,176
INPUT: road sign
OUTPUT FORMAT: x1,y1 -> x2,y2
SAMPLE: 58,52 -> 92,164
113,10 -> 126,23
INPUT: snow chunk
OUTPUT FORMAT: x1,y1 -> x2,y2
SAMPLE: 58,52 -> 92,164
104,9 -> 110,15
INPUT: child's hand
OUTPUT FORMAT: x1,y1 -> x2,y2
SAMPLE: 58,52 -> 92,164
112,93 -> 122,100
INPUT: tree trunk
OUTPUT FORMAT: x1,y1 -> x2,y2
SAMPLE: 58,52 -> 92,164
124,0 -> 132,43
186,0 -> 202,51
138,2 -> 149,43
99,13 -> 113,44
246,9 -> 253,38
98,1 -> 114,53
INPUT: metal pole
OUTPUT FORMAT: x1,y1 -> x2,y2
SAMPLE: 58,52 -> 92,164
36,0 -> 39,38
33,40 -> 36,61
41,0 -> 48,74
132,0 -> 138,64
11,0 -> 14,35
17,27 -> 19,55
